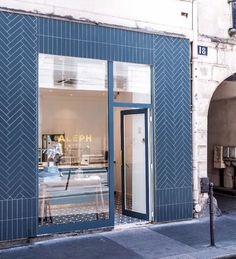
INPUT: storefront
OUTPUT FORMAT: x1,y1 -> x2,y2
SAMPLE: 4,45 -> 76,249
0,11 -> 192,241
38,54 -> 152,234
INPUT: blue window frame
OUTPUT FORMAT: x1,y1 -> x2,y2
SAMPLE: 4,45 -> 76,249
37,59 -> 152,235
120,108 -> 150,220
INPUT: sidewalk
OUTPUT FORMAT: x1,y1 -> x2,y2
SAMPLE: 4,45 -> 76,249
1,213 -> 236,259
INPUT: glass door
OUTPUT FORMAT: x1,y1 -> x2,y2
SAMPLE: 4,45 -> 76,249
120,109 -> 149,220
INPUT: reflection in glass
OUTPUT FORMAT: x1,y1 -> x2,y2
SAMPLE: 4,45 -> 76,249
114,62 -> 151,104
39,54 -> 107,91
38,54 -> 109,226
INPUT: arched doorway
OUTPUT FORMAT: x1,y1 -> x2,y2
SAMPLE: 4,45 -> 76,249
208,73 -> 236,214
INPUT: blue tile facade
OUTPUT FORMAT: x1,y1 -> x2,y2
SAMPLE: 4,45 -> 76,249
37,18 -> 154,64
0,11 -> 192,240
0,12 -> 38,240
153,36 -> 192,221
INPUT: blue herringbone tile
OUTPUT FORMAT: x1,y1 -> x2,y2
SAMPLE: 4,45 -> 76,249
0,12 -> 37,240
153,35 -> 192,220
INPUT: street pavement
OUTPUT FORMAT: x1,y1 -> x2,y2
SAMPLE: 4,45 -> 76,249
1,215 -> 236,259
1,194 -> 236,258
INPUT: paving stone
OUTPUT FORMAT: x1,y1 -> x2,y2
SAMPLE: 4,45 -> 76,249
105,228 -> 195,259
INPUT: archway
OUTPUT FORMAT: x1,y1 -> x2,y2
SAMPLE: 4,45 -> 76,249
208,73 -> 236,213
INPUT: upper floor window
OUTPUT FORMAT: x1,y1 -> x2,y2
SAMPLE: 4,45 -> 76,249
233,2 -> 236,28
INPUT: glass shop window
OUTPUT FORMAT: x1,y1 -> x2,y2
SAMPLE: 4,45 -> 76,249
113,62 -> 151,104
38,54 -> 109,226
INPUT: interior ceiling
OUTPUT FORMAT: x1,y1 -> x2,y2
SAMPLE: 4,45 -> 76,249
39,88 -> 107,98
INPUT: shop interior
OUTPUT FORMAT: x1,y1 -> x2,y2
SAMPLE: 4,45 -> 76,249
38,54 -> 151,226
113,107 -> 149,224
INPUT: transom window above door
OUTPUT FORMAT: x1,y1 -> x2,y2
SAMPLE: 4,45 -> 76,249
113,62 -> 151,104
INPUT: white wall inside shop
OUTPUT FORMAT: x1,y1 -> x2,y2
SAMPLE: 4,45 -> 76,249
113,107 -> 146,214
39,91 -> 108,159
40,93 -> 146,210
0,0 -> 193,38
130,113 -> 146,213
